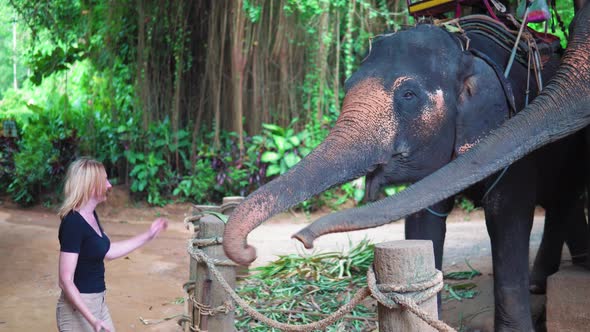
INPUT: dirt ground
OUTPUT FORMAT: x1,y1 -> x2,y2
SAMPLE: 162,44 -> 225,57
0,189 -> 555,332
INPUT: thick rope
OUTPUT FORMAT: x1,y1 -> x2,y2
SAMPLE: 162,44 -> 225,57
190,295 -> 234,316
187,242 -> 457,331
192,237 -> 223,247
184,215 -> 203,227
188,237 -> 238,266
367,267 -> 455,332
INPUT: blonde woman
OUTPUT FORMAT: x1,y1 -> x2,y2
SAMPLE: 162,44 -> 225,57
56,157 -> 168,332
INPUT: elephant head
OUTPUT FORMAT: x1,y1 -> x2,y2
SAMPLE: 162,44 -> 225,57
223,24 -> 517,265
292,4 -> 590,249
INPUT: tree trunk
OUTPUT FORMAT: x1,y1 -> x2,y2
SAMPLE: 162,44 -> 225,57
136,0 -> 149,131
333,10 -> 340,112
316,2 -> 330,121
12,19 -> 17,90
172,2 -> 187,172
231,0 -> 247,153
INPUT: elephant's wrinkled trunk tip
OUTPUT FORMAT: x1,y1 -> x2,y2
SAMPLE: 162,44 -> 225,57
223,236 -> 257,266
292,228 -> 318,249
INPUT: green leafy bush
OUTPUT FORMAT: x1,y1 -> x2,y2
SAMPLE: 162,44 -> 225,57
8,131 -> 53,206
127,150 -> 168,206
259,120 -> 311,177
173,159 -> 216,203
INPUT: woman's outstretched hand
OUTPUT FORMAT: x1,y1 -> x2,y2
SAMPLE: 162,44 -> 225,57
92,319 -> 111,332
149,217 -> 168,239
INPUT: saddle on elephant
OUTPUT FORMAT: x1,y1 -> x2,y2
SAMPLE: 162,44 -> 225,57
431,13 -> 562,113
408,0 -> 551,23
445,14 -> 561,65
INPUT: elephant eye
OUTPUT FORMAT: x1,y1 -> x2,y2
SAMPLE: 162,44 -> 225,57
402,90 -> 415,100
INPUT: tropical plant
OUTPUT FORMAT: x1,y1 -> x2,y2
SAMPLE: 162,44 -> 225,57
259,120 -> 312,177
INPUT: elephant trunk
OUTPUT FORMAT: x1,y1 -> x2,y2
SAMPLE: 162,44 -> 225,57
223,79 -> 397,265
293,7 -> 590,248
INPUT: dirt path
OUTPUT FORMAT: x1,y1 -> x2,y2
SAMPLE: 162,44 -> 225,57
0,202 -> 551,331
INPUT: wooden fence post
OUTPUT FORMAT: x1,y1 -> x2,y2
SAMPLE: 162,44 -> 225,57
191,215 -> 237,332
186,205 -> 220,331
221,196 -> 244,215
374,240 -> 438,332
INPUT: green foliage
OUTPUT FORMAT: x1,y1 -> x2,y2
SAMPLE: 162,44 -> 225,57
173,159 -> 216,203
443,260 -> 481,302
0,0 -> 413,208
237,240 -> 481,329
7,126 -> 53,205
0,136 -> 18,194
457,196 -> 476,213
443,282 -> 478,302
528,1 -> 575,49
0,1 -> 29,98
1,77 -> 83,205
444,260 -> 482,280
127,150 -> 168,206
384,184 -> 407,197
259,120 -> 311,177
236,239 -> 377,331
244,0 -> 263,23
28,46 -> 86,85
2,0 -> 575,210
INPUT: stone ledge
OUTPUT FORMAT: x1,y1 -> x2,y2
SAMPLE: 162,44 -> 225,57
546,264 -> 590,332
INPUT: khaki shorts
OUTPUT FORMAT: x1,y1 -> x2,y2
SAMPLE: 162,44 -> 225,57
56,291 -> 115,332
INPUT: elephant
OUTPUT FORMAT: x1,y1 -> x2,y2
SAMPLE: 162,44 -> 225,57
223,12 -> 589,332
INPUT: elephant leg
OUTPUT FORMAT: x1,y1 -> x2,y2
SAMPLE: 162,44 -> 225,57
405,197 -> 454,318
405,199 -> 454,270
530,197 -> 587,294
585,126 -> 590,270
565,201 -> 588,266
483,168 -> 536,331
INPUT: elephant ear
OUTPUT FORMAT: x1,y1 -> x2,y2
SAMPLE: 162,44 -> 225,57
454,51 -> 515,157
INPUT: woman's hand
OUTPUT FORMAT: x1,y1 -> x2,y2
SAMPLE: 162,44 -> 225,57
149,217 -> 168,239
105,217 -> 169,260
93,319 -> 111,332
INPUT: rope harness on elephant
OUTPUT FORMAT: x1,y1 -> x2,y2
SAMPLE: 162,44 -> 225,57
439,13 -> 558,201
440,14 -> 548,99
184,237 -> 457,332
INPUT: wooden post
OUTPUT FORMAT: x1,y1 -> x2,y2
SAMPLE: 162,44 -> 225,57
188,204 -> 222,291
192,215 -> 237,332
221,196 -> 244,215
374,240 -> 438,332
186,223 -> 198,332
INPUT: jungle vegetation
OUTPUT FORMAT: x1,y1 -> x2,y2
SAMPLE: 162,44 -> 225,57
0,0 -> 574,208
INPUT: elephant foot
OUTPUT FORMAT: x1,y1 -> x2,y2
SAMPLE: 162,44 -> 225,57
529,272 -> 549,294
529,281 -> 546,295
571,253 -> 588,266
292,228 -> 317,249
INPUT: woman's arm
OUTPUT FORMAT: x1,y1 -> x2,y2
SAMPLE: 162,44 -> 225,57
105,217 -> 168,260
58,252 -> 110,332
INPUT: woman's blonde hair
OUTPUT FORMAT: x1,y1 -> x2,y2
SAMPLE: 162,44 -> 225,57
58,157 -> 108,219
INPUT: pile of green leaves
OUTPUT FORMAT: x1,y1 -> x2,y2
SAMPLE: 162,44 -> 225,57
442,260 -> 481,302
235,239 -> 377,331
234,242 -> 483,331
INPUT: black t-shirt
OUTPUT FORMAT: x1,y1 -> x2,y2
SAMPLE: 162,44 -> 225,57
58,210 -> 111,293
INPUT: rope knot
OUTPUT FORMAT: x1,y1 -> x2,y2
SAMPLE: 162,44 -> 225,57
367,266 -> 443,310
